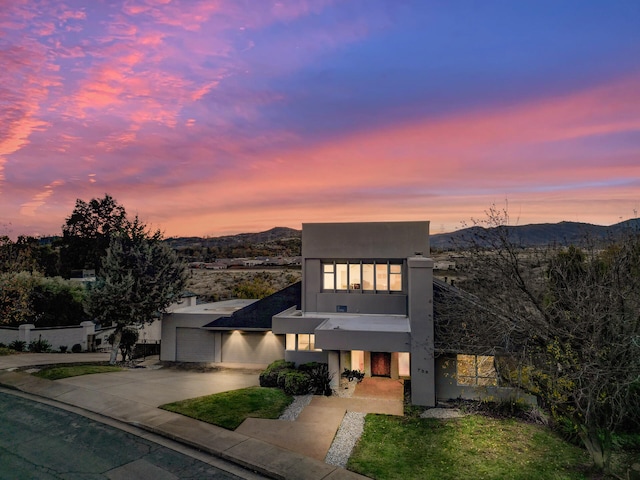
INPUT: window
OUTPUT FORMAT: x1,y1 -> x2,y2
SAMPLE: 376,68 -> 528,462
456,354 -> 497,386
286,334 -> 319,351
322,261 -> 403,293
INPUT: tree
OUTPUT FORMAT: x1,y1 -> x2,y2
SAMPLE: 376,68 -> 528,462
60,195 -> 130,276
455,205 -> 640,472
0,272 -> 88,327
88,228 -> 187,364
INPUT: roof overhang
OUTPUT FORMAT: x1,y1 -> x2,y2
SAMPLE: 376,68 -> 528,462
314,315 -> 411,352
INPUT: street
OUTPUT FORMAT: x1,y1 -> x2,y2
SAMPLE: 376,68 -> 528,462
0,391 -> 261,479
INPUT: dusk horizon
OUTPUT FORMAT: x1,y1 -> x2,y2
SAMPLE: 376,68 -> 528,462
2,1 -> 639,240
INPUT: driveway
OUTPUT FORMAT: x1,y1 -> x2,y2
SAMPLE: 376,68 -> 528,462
55,367 -> 261,407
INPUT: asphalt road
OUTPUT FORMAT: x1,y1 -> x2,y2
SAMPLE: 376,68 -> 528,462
0,391 -> 260,479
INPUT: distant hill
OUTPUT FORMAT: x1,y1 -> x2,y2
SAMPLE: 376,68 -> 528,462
164,220 -> 640,254
431,218 -> 640,250
164,227 -> 301,250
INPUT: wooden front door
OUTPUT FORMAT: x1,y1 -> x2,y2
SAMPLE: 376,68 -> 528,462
371,352 -> 391,377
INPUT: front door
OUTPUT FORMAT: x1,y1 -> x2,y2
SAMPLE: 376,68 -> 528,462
371,352 -> 391,377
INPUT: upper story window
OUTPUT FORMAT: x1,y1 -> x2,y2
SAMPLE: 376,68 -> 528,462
322,261 -> 403,292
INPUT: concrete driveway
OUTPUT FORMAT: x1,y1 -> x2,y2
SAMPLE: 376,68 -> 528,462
56,367 -> 261,407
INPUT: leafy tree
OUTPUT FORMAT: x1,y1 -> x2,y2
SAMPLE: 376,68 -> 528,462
455,205 -> 640,472
32,276 -> 89,327
0,271 -> 40,325
60,194 -> 130,276
88,229 -> 187,364
0,272 -> 88,327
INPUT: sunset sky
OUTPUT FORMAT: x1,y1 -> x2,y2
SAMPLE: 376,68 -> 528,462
2,0 -> 639,239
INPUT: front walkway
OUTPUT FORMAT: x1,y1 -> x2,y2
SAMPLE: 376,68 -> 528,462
235,377 -> 404,461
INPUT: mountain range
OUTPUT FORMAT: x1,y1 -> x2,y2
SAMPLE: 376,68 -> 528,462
165,219 -> 640,253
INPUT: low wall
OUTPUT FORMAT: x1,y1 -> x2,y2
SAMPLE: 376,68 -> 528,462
0,322 -> 96,352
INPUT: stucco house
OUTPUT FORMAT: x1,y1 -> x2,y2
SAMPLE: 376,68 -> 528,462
164,221 -> 532,406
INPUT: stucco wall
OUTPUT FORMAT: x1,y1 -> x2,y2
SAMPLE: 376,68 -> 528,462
221,331 -> 284,364
284,350 -> 328,365
0,323 -> 95,351
302,222 -> 430,259
0,327 -> 18,345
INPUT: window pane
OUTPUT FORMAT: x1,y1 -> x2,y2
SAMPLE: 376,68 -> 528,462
362,264 -> 374,290
298,334 -> 310,351
349,264 -> 361,290
286,334 -> 296,351
457,354 -> 475,377
375,264 -> 388,290
309,334 -> 316,351
323,264 -> 334,289
390,264 -> 402,274
390,273 -> 402,291
476,355 -> 497,379
336,264 -> 348,290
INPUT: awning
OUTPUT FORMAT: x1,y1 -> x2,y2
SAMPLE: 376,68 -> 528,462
314,315 -> 411,352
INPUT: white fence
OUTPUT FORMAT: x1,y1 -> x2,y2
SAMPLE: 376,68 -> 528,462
0,322 -> 96,351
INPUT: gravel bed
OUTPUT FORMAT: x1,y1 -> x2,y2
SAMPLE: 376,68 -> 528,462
279,394 -> 312,421
325,411 -> 366,467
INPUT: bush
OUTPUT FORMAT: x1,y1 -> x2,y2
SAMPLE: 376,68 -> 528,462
259,359 -> 295,387
300,362 -> 333,396
341,368 -> 365,382
9,340 -> 26,352
0,343 -> 6,348
276,368 -> 296,389
283,371 -> 312,395
59,345 -> 68,353
28,336 -> 52,353
71,343 -> 82,353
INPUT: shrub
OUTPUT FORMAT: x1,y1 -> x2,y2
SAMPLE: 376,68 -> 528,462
59,345 -> 68,353
259,359 -> 295,387
283,371 -> 312,395
9,340 -> 26,352
0,343 -> 6,348
28,336 -> 52,353
71,343 -> 82,353
300,362 -> 333,396
276,369 -> 296,389
341,368 -> 365,382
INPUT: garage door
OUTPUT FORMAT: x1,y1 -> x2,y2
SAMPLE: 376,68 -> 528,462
221,332 -> 284,364
176,328 -> 215,362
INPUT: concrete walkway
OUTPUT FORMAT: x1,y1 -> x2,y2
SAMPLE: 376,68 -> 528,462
0,354 -> 369,480
237,377 -> 404,461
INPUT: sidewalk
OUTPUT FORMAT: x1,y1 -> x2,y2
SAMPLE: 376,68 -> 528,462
0,356 -> 369,480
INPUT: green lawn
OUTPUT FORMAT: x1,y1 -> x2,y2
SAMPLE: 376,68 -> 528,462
160,386 -> 293,430
348,414 -> 592,480
33,364 -> 123,380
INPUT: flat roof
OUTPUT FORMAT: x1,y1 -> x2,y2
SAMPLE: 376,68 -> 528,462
315,314 -> 410,333
170,299 -> 257,315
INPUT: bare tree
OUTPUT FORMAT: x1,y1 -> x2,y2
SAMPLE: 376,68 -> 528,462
451,204 -> 640,472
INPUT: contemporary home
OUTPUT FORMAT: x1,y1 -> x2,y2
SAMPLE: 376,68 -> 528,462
165,221 -> 533,406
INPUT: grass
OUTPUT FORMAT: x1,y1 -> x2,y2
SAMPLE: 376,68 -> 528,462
0,348 -> 16,356
160,386 -> 293,430
33,364 -> 123,380
348,414 -> 592,480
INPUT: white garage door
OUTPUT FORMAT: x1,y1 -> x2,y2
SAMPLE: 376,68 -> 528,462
221,332 -> 284,364
176,328 -> 215,362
